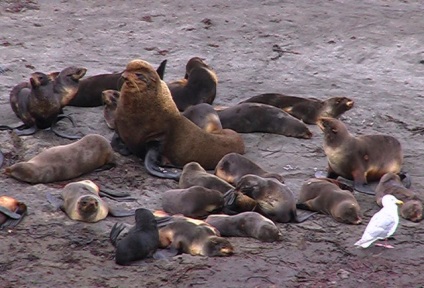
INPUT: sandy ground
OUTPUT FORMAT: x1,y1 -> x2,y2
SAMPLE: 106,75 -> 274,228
1,0 -> 424,287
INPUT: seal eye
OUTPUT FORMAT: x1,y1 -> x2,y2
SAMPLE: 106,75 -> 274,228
135,73 -> 148,83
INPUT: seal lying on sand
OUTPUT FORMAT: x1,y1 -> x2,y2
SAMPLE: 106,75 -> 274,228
241,93 -> 354,124
5,134 -> 116,184
47,180 -> 134,223
375,173 -> 423,222
114,59 -> 244,175
214,152 -> 284,186
168,57 -> 217,111
0,196 -> 27,229
316,117 -> 404,194
205,212 -> 282,242
297,178 -> 362,224
109,208 -> 159,265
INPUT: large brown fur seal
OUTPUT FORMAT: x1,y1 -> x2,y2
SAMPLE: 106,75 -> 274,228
317,117 -> 403,194
375,173 -> 423,222
156,215 -> 234,257
114,59 -> 244,170
205,212 -> 282,242
5,134 -> 115,184
168,57 -> 217,111
214,152 -> 284,186
241,93 -> 354,124
109,208 -> 159,265
179,162 -> 234,194
230,174 -> 316,223
68,60 -> 167,107
297,178 -> 362,224
0,196 -> 27,229
216,103 -> 313,138
161,186 -> 224,219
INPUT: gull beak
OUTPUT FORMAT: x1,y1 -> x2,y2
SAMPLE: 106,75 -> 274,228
396,200 -> 404,205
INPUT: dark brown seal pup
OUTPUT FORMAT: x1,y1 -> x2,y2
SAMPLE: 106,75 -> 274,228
109,208 -> 159,265
297,178 -> 362,224
162,186 -> 224,219
205,212 -> 282,242
375,173 -> 423,222
214,153 -> 284,186
168,57 -> 217,111
182,103 -> 222,133
179,162 -> 234,194
0,196 -> 27,229
241,93 -> 354,124
68,60 -> 167,107
231,174 -> 316,223
5,134 -> 116,184
114,59 -> 244,170
102,89 -> 120,129
216,103 -> 313,138
317,117 -> 403,194
156,215 -> 234,257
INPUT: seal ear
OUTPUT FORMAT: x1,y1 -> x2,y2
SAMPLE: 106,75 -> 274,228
48,72 -> 60,81
29,77 -> 39,88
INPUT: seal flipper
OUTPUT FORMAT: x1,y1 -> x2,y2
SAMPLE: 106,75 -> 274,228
14,125 -> 38,136
0,149 -> 4,168
399,171 -> 412,189
111,132 -> 132,156
156,60 -> 167,80
99,189 -> 136,202
153,248 -> 179,259
0,122 -> 28,131
1,203 -> 27,229
144,145 -> 182,181
293,209 -> 318,223
46,192 -> 64,211
296,203 -> 312,211
108,207 -> 135,218
155,215 -> 176,228
51,114 -> 83,140
0,206 -> 21,220
109,222 -> 126,247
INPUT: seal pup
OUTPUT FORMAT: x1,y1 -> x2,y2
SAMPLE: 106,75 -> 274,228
231,174 -> 316,223
241,93 -> 354,124
0,196 -> 27,229
297,178 -> 362,224
182,103 -> 222,133
47,180 -> 134,223
162,186 -> 224,219
68,59 -> 167,107
109,208 -> 159,265
216,103 -> 312,138
214,152 -> 284,186
179,162 -> 234,194
168,57 -> 217,111
5,67 -> 87,139
205,212 -> 282,242
375,173 -> 423,222
317,117 -> 403,194
354,195 -> 403,249
156,215 -> 234,257
5,134 -> 116,184
114,59 -> 244,171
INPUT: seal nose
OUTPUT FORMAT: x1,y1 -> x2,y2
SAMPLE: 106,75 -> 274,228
346,100 -> 354,108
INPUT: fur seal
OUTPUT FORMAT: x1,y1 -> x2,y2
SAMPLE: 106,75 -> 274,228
156,215 -> 234,257
375,173 -> 423,222
0,196 -> 27,229
114,59 -> 244,170
179,162 -> 234,194
297,178 -> 362,224
214,152 -> 284,186
182,103 -> 222,133
162,186 -> 224,219
68,59 -> 167,107
5,134 -> 116,184
109,208 -> 159,265
216,103 -> 313,138
241,93 -> 354,124
205,212 -> 282,242
168,57 -> 217,111
230,174 -> 316,223
317,117 -> 403,194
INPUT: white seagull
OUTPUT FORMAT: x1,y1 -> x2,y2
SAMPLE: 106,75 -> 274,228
354,195 -> 403,249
